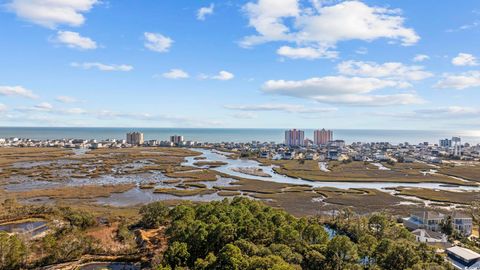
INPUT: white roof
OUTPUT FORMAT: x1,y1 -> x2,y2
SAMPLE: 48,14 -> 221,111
447,246 -> 480,261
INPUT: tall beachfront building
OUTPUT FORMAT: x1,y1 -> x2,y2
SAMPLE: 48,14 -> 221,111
285,129 -> 305,146
170,135 -> 184,145
314,129 -> 333,145
126,132 -> 144,145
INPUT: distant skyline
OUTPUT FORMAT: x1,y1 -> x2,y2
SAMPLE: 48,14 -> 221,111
0,0 -> 479,130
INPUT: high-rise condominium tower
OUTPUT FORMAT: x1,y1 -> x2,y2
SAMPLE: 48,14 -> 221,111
314,129 -> 333,145
285,129 -> 305,146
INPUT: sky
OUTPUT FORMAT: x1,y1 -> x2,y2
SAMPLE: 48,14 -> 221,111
0,0 -> 479,130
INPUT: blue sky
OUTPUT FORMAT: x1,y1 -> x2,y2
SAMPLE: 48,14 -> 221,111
0,0 -> 479,130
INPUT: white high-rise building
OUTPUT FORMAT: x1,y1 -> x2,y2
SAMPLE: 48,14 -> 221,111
314,129 -> 333,145
452,137 -> 462,157
170,135 -> 184,145
126,132 -> 144,145
284,129 -> 305,146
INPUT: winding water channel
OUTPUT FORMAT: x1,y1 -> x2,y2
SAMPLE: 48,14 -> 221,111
183,148 -> 480,193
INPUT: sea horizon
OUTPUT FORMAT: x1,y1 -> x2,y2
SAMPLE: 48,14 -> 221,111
1,126 -> 480,144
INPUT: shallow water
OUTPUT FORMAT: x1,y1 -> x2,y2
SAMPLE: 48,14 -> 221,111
79,262 -> 140,270
95,187 -> 226,207
0,220 -> 48,237
183,149 -> 480,193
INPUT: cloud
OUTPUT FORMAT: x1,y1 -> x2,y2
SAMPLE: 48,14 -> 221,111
277,46 -> 338,60
337,61 -> 433,81
435,71 -> 480,90
200,71 -> 235,81
55,96 -> 78,103
413,54 -> 429,62
197,3 -> 214,21
6,0 -> 98,28
54,31 -> 97,50
241,0 -> 419,58
213,71 -> 234,80
225,103 -> 337,113
0,85 -> 38,99
232,112 -> 258,119
16,103 -> 87,115
312,93 -> 424,106
447,20 -> 480,32
94,110 -> 222,127
71,62 -> 133,72
262,76 -> 423,106
162,69 -> 189,79
452,53 -> 478,66
144,32 -> 173,53
35,102 -> 53,111
0,104 -> 7,112
380,106 -> 480,120
415,106 -> 480,118
355,47 -> 368,55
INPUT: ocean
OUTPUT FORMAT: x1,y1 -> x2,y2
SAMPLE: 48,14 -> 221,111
1,127 -> 480,144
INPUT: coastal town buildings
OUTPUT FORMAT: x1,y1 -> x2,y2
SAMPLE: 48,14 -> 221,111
126,132 -> 144,145
0,131 -> 479,164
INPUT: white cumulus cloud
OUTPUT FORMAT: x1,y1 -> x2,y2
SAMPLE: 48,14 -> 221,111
242,0 -> 419,59
197,3 -> 214,21
435,71 -> 480,90
71,62 -> 133,72
54,31 -> 97,50
55,96 -> 78,103
225,103 -> 337,113
262,76 -> 423,106
0,85 -> 38,99
413,54 -> 429,62
162,69 -> 190,79
452,53 -> 478,66
337,61 -> 433,81
144,32 -> 173,53
201,71 -> 235,81
277,46 -> 338,60
6,0 -> 98,28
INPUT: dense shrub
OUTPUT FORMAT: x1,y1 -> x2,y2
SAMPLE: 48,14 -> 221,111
141,198 -> 452,270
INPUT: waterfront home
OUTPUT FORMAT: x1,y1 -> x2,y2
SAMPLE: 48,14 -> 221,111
403,211 -> 445,232
403,211 -> 473,237
452,212 -> 473,237
446,246 -> 480,269
412,229 -> 448,243
259,151 -> 270,159
282,151 -> 294,160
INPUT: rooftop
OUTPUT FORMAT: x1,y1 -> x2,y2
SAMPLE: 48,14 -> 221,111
447,246 -> 480,261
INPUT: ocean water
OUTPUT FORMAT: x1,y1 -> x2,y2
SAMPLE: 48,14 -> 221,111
0,127 -> 480,144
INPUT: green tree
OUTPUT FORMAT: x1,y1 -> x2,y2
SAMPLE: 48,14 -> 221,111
441,216 -> 454,236
368,214 -> 389,239
139,201 -> 170,228
165,242 -> 190,268
375,240 -> 420,270
325,235 -> 358,270
215,244 -> 248,270
302,250 -> 326,270
194,252 -> 217,270
303,223 -> 329,245
0,231 -> 27,270
357,234 -> 377,267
